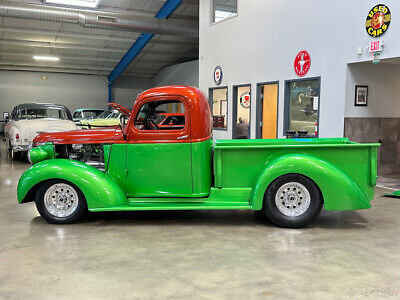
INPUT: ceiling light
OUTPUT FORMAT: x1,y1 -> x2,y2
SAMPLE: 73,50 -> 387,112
33,56 -> 60,62
44,0 -> 101,8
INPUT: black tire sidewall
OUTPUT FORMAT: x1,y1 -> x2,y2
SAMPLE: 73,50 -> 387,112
263,174 -> 322,228
35,179 -> 87,224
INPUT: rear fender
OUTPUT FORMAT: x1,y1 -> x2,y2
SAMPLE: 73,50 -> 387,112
17,159 -> 127,209
252,154 -> 371,211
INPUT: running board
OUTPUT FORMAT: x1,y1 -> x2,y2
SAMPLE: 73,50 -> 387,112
90,202 -> 252,212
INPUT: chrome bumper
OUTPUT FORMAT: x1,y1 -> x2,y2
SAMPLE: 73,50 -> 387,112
12,145 -> 30,152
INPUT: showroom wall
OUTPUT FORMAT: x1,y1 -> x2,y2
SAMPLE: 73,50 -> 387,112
199,0 -> 400,139
345,62 -> 400,118
153,60 -> 199,88
0,70 -> 152,114
344,62 -> 400,175
110,76 -> 153,108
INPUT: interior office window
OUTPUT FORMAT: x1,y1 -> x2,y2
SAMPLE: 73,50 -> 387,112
234,85 -> 251,139
210,87 -> 228,130
286,79 -> 320,137
212,0 -> 238,23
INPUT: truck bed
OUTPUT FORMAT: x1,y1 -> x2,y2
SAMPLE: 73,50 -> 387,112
213,138 -> 379,210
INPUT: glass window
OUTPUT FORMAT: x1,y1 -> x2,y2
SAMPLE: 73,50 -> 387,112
82,110 -> 103,119
73,111 -> 81,118
210,87 -> 228,130
234,85 -> 251,139
134,100 -> 185,131
286,79 -> 320,137
212,0 -> 238,23
98,110 -> 113,119
18,108 -> 69,120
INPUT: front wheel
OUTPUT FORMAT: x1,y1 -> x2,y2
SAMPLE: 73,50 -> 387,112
35,180 -> 87,224
11,149 -> 22,161
263,174 -> 322,228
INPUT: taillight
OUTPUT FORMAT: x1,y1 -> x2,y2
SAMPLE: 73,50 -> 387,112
15,134 -> 20,142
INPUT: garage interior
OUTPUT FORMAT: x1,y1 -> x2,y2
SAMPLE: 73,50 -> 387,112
1,0 -> 400,299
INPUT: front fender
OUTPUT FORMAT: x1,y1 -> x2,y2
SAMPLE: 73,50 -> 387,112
252,154 -> 371,211
18,159 -> 127,209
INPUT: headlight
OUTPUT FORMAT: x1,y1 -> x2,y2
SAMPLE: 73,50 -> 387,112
28,144 -> 55,164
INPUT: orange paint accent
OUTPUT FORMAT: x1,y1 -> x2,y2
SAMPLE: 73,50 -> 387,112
34,86 -> 212,145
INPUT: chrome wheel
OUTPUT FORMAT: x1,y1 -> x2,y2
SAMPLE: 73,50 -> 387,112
275,182 -> 311,217
44,183 -> 79,218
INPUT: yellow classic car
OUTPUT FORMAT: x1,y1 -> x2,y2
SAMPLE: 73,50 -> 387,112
79,109 -> 128,129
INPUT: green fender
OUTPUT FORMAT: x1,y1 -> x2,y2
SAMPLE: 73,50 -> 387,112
251,154 -> 371,211
17,159 -> 127,209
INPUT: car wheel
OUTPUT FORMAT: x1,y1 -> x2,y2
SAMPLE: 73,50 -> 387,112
11,149 -> 21,161
35,180 -> 87,224
263,174 -> 322,228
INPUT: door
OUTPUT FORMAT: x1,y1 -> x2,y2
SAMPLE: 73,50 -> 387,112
258,83 -> 278,139
233,85 -> 251,139
125,96 -> 193,198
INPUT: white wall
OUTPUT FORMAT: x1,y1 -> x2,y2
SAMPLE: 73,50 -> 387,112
153,60 -> 199,87
110,76 -> 153,109
346,62 -> 400,118
0,70 -> 153,115
199,0 -> 400,139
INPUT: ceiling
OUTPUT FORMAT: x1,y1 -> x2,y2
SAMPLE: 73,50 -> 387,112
0,0 -> 199,79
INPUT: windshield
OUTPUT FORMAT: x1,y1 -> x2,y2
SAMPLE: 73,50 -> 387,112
18,108 -> 70,120
82,110 -> 104,119
109,112 -> 121,118
98,110 -> 113,119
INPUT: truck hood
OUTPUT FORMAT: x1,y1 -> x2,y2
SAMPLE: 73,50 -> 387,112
33,127 -> 123,145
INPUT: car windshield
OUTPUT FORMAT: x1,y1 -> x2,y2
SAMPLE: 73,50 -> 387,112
110,112 -> 121,118
97,110 -> 113,119
81,110 -> 104,119
154,114 -> 167,124
18,108 -> 69,120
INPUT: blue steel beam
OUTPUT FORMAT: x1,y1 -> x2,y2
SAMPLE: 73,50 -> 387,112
107,0 -> 183,102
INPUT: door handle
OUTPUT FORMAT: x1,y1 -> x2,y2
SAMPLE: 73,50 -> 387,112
177,135 -> 188,140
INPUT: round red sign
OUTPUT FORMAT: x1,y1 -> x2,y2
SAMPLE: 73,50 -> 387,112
294,51 -> 311,77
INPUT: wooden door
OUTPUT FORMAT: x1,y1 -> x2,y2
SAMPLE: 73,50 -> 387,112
261,84 -> 278,139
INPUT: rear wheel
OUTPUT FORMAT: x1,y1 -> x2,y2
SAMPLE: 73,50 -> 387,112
35,180 -> 87,224
263,174 -> 322,228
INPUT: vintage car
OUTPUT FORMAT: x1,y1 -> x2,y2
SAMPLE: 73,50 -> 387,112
17,86 -> 379,228
72,108 -> 104,125
79,109 -> 128,129
4,103 -> 78,160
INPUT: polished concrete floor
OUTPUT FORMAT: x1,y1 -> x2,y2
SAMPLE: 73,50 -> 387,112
1,141 -> 400,299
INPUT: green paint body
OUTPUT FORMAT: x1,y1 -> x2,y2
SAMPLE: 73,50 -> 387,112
18,138 -> 379,212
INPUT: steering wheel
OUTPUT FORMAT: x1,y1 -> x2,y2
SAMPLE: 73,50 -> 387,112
144,117 -> 159,130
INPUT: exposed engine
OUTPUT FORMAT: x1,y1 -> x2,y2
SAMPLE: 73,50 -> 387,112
55,144 -> 105,172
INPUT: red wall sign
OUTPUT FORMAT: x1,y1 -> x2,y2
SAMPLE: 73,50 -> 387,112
294,51 -> 311,77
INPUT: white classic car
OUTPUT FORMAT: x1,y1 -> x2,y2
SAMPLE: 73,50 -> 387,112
4,103 -> 78,160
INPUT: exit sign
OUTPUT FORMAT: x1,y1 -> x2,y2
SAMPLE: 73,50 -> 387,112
369,40 -> 384,53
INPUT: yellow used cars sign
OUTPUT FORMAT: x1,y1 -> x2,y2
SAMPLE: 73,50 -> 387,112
366,4 -> 391,37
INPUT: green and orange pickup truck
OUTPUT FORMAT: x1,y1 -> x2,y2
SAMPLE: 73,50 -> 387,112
17,86 -> 379,228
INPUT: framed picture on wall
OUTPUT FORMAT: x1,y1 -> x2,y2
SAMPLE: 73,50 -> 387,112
355,85 -> 368,106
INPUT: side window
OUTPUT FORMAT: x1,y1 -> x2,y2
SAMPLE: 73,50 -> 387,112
134,100 -> 185,131
210,87 -> 228,130
73,112 -> 80,118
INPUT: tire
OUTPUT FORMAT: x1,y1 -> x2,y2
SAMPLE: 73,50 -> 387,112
263,174 -> 322,228
35,179 -> 87,224
11,149 -> 21,161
